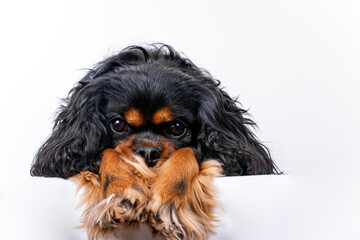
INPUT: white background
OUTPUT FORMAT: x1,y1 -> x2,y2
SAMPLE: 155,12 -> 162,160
0,0 -> 359,239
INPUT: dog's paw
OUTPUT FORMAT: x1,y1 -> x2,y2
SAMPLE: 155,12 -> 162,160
148,196 -> 185,240
84,186 -> 147,240
101,187 -> 147,225
146,159 -> 222,240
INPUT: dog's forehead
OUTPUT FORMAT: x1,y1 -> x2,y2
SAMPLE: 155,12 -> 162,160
104,65 -> 199,124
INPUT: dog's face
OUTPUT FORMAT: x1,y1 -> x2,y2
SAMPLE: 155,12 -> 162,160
30,45 -> 278,178
103,64 -> 199,168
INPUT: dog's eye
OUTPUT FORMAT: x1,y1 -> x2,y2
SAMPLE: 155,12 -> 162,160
110,119 -> 127,133
167,122 -> 186,137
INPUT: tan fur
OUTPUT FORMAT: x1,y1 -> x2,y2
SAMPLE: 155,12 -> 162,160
152,107 -> 174,124
124,108 -> 144,126
185,160 -> 222,238
71,171 -> 101,210
73,147 -> 222,240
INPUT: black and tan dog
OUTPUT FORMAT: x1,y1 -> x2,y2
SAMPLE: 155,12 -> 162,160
31,44 -> 279,239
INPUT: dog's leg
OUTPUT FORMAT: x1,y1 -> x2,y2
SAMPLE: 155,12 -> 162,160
148,147 -> 222,240
84,149 -> 150,240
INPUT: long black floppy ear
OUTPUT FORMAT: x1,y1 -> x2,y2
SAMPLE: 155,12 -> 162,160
29,46 -> 158,179
30,78 -> 109,179
196,80 -> 279,176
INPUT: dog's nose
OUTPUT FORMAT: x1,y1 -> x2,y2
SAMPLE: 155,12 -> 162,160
134,145 -> 161,167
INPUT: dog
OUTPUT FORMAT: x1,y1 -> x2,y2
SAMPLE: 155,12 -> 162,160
30,44 -> 279,240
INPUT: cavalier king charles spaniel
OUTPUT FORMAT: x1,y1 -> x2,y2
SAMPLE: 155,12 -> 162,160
31,44 -> 279,240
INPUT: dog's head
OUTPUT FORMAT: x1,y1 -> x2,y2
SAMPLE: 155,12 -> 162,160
30,44 -> 278,178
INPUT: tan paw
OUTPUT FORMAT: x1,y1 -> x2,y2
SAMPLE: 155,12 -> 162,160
147,195 -> 185,240
84,186 -> 147,240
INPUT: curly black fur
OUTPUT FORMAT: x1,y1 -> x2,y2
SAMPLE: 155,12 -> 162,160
30,44 -> 280,178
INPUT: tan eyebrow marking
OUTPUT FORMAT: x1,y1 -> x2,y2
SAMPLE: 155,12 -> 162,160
124,108 -> 144,127
152,107 -> 174,124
